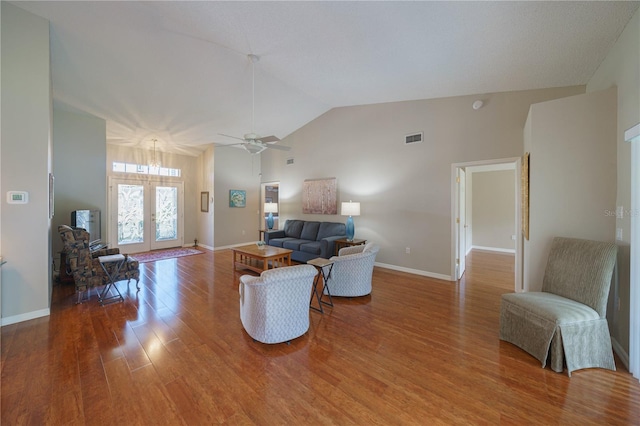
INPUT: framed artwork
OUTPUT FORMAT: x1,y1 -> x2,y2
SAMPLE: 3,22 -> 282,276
302,178 -> 337,214
201,191 -> 209,212
521,152 -> 530,240
229,189 -> 246,208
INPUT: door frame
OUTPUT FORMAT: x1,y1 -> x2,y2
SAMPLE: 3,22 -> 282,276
628,124 -> 639,380
451,157 -> 522,291
108,177 -> 185,254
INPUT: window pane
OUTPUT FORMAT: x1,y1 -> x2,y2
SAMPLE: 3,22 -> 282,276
156,186 -> 177,241
118,184 -> 144,244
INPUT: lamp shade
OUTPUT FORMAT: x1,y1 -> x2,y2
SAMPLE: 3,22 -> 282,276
341,201 -> 360,217
264,202 -> 278,213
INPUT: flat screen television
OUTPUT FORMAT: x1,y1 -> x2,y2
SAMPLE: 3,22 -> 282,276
71,209 -> 101,246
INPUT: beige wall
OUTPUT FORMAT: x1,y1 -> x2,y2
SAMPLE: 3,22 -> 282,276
214,147 -> 262,248
261,86 -> 583,278
586,8 -> 639,361
106,145 -> 200,248
523,87 -> 617,293
1,3 -> 52,323
52,108 -> 107,266
471,170 -> 516,252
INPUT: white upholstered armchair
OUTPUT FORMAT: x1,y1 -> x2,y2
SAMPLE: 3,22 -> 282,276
326,242 -> 379,297
239,264 -> 317,344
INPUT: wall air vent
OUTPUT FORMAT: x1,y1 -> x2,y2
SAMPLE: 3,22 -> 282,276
286,158 -> 294,165
405,132 -> 423,145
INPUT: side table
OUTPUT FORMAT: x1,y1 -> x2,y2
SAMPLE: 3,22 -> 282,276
98,254 -> 126,305
334,238 -> 367,256
307,258 -> 334,314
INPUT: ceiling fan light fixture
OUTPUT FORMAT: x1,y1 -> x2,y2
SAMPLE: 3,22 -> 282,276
243,143 -> 267,155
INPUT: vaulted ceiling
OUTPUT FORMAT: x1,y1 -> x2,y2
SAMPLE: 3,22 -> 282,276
13,1 -> 640,156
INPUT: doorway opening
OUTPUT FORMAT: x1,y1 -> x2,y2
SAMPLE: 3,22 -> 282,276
451,158 -> 522,291
260,182 -> 279,233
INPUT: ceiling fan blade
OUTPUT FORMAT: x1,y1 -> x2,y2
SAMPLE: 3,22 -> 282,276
259,135 -> 280,144
215,142 -> 246,148
267,144 -> 291,151
219,133 -> 247,142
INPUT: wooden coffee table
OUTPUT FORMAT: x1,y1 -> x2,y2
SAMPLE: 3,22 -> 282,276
232,244 -> 293,274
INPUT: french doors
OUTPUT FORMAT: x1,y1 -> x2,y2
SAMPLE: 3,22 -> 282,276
109,178 -> 184,254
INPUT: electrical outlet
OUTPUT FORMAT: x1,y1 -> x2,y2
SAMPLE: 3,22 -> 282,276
405,247 -> 411,254
511,234 -> 516,241
616,228 -> 623,241
242,230 -> 246,236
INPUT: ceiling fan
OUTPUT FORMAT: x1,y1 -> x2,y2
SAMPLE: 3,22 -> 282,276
219,54 -> 290,155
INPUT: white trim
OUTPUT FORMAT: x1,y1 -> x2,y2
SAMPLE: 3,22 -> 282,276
471,245 -> 516,254
1,308 -> 50,326
628,129 -> 639,379
194,243 -> 214,251
611,336 -> 630,372
451,157 -> 521,291
214,242 -> 260,251
374,262 -> 452,282
624,123 -> 640,142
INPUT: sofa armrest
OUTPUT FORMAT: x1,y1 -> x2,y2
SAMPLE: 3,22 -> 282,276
264,230 -> 285,244
319,235 -> 347,259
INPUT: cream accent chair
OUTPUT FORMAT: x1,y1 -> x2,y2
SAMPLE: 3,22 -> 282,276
326,242 -> 379,297
500,237 -> 617,376
239,264 -> 317,344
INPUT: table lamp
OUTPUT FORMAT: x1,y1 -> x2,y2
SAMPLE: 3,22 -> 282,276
264,202 -> 278,230
341,201 -> 360,241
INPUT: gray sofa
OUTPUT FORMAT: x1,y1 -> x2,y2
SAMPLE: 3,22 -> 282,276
264,219 -> 346,262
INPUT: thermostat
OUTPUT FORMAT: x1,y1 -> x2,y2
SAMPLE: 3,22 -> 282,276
7,191 -> 29,204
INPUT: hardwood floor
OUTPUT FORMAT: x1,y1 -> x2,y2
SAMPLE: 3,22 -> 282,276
2,248 -> 639,424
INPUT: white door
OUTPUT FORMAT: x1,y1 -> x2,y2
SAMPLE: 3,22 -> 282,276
109,178 -> 184,254
457,168 -> 467,279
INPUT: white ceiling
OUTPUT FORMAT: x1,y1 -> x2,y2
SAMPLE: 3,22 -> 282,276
13,1 -> 639,156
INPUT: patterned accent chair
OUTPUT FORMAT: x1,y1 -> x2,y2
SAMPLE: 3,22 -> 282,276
500,237 -> 617,376
58,225 -> 140,303
326,242 -> 379,297
239,264 -> 317,344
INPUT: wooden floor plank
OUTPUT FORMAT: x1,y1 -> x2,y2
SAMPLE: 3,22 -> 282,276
1,248 -> 639,424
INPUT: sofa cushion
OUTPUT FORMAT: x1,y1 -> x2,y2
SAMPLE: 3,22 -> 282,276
316,222 -> 346,241
300,221 -> 320,241
268,238 -> 292,248
299,241 -> 322,256
284,220 -> 304,239
283,239 -> 309,251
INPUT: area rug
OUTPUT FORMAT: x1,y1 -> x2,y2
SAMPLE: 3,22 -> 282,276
131,247 -> 203,263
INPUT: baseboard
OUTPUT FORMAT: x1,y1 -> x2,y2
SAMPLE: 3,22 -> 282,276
471,245 -> 515,254
374,262 -> 453,282
1,308 -> 50,326
191,243 -> 213,251
214,242 -> 257,251
611,337 -> 630,371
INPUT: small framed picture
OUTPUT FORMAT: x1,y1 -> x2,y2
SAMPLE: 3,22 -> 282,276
229,189 -> 246,208
201,191 -> 209,212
